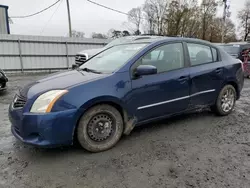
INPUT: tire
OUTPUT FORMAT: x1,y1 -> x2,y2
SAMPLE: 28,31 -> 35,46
211,85 -> 236,116
77,104 -> 123,152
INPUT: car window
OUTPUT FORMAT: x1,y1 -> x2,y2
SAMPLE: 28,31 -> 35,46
220,45 -> 240,54
105,38 -> 129,48
187,43 -> 213,66
80,43 -> 147,73
133,43 -> 184,74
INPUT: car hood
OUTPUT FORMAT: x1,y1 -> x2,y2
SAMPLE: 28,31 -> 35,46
20,70 -> 107,99
77,48 -> 105,58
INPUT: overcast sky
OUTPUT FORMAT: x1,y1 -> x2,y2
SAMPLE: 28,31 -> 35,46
0,0 -> 245,38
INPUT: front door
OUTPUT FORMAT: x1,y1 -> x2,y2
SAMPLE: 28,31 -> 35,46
127,42 -> 190,122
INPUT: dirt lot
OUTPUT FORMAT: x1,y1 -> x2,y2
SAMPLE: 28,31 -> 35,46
0,73 -> 250,188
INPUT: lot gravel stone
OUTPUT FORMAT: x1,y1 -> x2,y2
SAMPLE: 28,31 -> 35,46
0,73 -> 250,188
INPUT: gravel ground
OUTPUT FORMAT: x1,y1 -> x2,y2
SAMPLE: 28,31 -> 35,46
1,73 -> 250,188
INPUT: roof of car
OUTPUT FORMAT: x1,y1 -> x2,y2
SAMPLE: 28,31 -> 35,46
123,37 -> 216,46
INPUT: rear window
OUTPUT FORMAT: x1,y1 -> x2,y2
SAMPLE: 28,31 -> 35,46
220,45 -> 240,54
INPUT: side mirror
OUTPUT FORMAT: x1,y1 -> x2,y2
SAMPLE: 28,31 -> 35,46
72,64 -> 79,70
135,65 -> 157,77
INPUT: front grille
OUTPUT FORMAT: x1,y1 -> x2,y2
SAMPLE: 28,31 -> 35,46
13,94 -> 27,109
75,54 -> 88,64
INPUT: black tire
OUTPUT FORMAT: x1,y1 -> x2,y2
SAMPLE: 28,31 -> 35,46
211,85 -> 236,116
77,104 -> 123,152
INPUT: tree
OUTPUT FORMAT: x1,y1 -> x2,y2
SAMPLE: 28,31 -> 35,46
238,0 -> 250,41
224,19 -> 237,42
92,32 -> 108,39
143,1 -> 156,34
128,7 -> 142,35
127,0 -> 237,42
178,0 -> 201,38
208,17 -> 237,42
107,29 -> 131,38
143,0 -> 168,35
71,30 -> 85,38
122,30 -> 131,36
167,0 -> 190,36
134,30 -> 141,35
200,0 -> 217,40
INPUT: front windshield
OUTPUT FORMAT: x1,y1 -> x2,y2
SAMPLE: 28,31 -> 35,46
80,43 -> 147,73
105,37 -> 132,48
220,45 -> 240,54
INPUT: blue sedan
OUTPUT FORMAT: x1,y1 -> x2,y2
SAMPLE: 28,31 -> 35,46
9,37 -> 244,152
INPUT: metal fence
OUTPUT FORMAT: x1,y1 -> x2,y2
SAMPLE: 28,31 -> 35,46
0,34 -> 108,73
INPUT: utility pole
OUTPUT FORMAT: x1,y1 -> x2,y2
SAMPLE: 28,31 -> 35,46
66,0 -> 72,37
221,0 -> 227,43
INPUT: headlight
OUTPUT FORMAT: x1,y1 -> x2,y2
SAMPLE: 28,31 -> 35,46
30,90 -> 68,113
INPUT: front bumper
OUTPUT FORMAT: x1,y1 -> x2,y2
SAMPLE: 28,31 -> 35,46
9,107 -> 77,147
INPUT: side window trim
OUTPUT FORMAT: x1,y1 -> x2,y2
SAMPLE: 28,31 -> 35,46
211,47 -> 219,62
210,47 -> 214,61
130,41 -> 187,78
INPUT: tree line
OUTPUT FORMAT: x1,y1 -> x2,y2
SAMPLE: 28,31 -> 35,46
77,0 -> 250,43
127,0 -> 236,43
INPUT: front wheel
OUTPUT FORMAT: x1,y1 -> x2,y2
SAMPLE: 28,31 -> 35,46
211,85 -> 236,116
77,104 -> 123,152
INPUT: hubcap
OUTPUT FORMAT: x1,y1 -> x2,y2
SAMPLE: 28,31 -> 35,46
87,113 -> 114,142
221,88 -> 235,112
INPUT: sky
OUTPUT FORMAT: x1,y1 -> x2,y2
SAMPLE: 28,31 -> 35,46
0,0 -> 246,38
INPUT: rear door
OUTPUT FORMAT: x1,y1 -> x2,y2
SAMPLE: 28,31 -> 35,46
128,42 -> 190,122
186,42 -> 225,107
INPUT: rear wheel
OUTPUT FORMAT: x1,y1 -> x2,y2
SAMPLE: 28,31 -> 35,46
211,85 -> 236,116
77,104 -> 123,152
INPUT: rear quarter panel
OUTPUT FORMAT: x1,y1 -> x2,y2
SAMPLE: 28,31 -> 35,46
220,49 -> 244,97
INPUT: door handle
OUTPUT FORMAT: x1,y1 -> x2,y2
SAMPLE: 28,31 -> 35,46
178,76 -> 188,82
215,68 -> 222,73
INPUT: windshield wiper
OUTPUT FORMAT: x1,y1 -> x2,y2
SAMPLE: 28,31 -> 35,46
81,68 -> 102,74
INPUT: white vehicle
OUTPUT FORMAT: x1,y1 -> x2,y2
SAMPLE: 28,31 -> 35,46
75,35 -> 163,66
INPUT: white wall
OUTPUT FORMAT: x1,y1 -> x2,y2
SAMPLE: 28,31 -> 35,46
0,34 -> 108,72
0,6 -> 8,34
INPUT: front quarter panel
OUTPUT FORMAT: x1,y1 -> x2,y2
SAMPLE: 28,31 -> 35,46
52,72 -> 132,121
